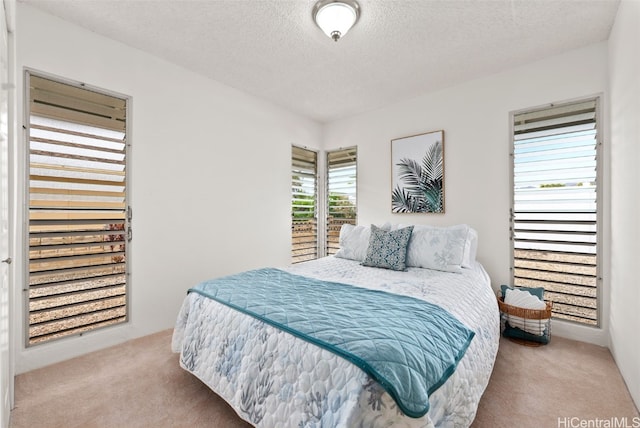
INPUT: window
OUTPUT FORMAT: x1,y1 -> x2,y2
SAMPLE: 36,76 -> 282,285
26,72 -> 129,345
291,146 -> 317,264
511,98 -> 600,326
326,147 -> 357,256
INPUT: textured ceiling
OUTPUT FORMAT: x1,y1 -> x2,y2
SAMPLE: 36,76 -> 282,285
21,0 -> 621,123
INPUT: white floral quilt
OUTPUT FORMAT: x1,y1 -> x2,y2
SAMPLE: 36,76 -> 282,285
172,256 -> 500,427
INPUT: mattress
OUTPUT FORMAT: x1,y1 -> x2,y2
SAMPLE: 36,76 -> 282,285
172,256 -> 500,427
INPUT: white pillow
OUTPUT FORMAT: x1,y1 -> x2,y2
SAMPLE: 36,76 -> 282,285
462,227 -> 478,268
504,288 -> 548,336
405,224 -> 468,273
334,223 -> 395,262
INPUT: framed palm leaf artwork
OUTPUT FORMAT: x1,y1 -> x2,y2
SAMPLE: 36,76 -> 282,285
391,130 -> 444,213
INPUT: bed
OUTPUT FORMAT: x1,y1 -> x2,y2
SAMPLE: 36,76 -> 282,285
172,225 -> 500,428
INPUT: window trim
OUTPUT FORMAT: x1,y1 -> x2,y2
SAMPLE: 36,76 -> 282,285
325,146 -> 357,256
509,95 -> 603,327
23,68 -> 132,346
291,144 -> 319,264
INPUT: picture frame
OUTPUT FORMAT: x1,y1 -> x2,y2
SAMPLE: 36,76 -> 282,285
391,130 -> 444,213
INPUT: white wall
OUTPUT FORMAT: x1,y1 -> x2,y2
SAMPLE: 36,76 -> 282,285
608,0 -> 640,410
324,42 -> 610,346
13,4 -> 322,373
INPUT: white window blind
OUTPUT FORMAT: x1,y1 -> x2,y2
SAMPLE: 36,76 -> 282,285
512,98 -> 600,326
326,147 -> 357,256
291,146 -> 317,264
27,73 -> 129,345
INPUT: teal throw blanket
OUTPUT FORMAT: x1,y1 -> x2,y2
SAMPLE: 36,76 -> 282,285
189,268 -> 475,418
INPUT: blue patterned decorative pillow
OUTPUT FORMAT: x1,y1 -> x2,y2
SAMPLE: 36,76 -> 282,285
362,225 -> 414,271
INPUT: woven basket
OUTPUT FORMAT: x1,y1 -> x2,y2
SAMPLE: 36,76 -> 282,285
497,295 -> 552,346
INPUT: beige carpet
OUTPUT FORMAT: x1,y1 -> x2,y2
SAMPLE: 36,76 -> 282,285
10,329 -> 638,428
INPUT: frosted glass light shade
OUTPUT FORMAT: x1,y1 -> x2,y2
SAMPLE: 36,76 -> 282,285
313,0 -> 360,42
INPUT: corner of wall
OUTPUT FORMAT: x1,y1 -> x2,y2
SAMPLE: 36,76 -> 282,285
607,0 -> 640,410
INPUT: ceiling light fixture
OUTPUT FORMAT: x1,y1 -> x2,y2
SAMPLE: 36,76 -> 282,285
313,0 -> 360,42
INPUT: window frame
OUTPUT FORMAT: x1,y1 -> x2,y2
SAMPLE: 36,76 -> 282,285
325,146 -> 357,256
510,95 -> 603,327
291,145 -> 318,264
24,69 -> 131,346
